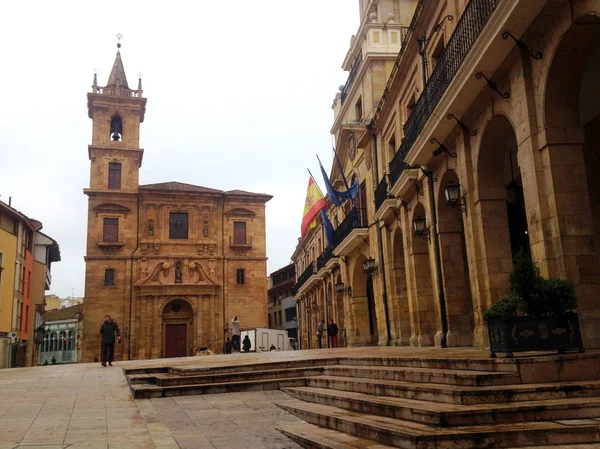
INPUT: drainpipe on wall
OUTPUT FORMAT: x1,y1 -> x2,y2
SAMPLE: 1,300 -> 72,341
323,279 -> 330,348
127,191 -> 140,360
371,133 -> 392,346
425,170 -> 449,348
221,194 -> 226,352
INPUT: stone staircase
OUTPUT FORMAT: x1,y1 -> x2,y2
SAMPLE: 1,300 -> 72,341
124,352 -> 600,448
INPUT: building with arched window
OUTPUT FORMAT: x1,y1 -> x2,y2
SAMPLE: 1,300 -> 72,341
82,44 -> 272,362
294,0 -> 600,351
39,304 -> 82,365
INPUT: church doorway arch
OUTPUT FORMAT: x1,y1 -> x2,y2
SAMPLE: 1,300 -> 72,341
161,299 -> 194,358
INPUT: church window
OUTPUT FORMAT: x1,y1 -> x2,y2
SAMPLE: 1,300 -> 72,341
108,163 -> 122,190
110,115 -> 123,141
103,218 -> 119,242
169,213 -> 188,239
104,269 -> 115,286
233,221 -> 247,244
236,268 -> 245,285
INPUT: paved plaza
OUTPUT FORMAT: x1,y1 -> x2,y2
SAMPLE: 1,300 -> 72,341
0,357 -> 308,449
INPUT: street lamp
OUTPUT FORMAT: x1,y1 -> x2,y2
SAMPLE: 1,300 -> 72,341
444,183 -> 467,214
363,257 -> 377,274
413,216 -> 430,241
335,281 -> 345,294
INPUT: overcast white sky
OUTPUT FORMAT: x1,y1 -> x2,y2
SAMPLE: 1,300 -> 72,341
0,1 -> 359,298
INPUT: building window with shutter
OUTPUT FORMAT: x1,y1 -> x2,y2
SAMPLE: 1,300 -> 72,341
103,218 -> 119,242
236,268 -> 245,285
108,163 -> 122,190
233,221 -> 246,244
169,212 -> 188,239
104,269 -> 115,286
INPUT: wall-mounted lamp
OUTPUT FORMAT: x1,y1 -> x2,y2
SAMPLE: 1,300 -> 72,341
444,183 -> 467,214
335,281 -> 351,297
413,216 -> 430,241
362,257 -> 377,275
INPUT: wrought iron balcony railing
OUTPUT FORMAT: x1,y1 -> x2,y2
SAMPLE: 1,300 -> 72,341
374,175 -> 390,211
388,0 -> 500,186
292,263 -> 314,295
341,52 -> 363,104
333,208 -> 368,248
316,246 -> 334,271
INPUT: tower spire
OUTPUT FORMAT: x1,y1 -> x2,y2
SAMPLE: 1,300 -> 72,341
106,33 -> 129,89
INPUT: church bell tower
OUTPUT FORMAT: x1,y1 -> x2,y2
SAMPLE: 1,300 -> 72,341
82,39 -> 147,363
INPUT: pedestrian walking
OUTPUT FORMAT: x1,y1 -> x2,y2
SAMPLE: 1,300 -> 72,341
242,335 -> 251,352
327,319 -> 339,348
231,316 -> 241,353
99,314 -> 121,367
317,320 -> 324,349
224,337 -> 233,354
51,356 -> 56,365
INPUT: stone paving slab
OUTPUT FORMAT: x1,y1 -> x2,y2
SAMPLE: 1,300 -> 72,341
0,361 -> 304,449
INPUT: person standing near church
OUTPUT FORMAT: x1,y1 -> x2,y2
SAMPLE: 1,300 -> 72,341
327,319 -> 339,348
231,316 -> 241,353
317,320 -> 325,349
100,314 -> 121,367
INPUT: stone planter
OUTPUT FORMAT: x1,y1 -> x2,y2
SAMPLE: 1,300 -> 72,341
487,312 -> 584,358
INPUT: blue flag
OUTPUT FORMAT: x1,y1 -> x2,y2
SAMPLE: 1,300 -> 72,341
318,159 -> 359,206
320,209 -> 334,247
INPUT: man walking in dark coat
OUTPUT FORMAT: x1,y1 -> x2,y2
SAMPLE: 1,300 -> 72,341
327,319 -> 339,348
100,314 -> 121,367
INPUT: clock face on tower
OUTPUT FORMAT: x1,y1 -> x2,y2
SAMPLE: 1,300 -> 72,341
348,134 -> 357,161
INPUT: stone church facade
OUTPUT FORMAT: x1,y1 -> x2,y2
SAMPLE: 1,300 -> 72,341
82,46 -> 271,362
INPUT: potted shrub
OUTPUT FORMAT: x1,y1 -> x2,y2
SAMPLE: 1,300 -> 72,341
485,250 -> 584,358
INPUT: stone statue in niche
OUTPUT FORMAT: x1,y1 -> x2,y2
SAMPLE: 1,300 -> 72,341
175,262 -> 183,284
148,220 -> 154,236
140,258 -> 148,278
209,259 -> 216,276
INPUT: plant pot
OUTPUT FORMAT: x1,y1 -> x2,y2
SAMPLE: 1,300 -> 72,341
487,312 -> 584,358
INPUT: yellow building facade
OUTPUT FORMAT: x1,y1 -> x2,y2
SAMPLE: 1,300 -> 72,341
293,0 -> 600,350
82,45 -> 272,362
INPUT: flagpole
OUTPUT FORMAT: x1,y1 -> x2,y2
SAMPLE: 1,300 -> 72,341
331,147 -> 351,191
306,168 -> 325,198
312,159 -> 347,219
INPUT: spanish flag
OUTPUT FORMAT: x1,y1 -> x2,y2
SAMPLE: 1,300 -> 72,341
301,177 -> 328,237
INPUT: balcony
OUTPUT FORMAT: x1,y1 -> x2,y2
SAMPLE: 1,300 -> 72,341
316,246 -> 336,272
292,263 -> 314,296
341,52 -> 363,104
388,0 -> 501,187
333,208 -> 369,256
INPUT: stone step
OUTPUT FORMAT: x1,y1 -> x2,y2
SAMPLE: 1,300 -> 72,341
278,421 -> 396,449
336,355 -> 518,373
122,366 -> 169,375
325,365 -> 520,386
307,376 -> 600,405
130,376 -> 308,399
168,358 -> 336,377
283,386 -> 600,426
126,373 -> 158,385
153,366 -> 325,387
275,399 -> 600,449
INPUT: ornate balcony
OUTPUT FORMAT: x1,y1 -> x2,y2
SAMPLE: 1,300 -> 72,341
316,246 -> 335,272
292,263 -> 314,296
333,208 -> 369,256
389,0 -> 501,187
341,52 -> 363,104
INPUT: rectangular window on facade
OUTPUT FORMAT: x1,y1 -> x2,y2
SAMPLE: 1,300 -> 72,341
108,163 -> 122,190
103,218 -> 119,242
233,221 -> 247,244
285,307 -> 297,322
355,97 -> 363,121
24,305 -> 29,332
169,212 -> 188,239
236,268 -> 245,285
104,269 -> 115,286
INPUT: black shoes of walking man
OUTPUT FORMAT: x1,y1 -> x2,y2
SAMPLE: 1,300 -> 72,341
101,362 -> 113,367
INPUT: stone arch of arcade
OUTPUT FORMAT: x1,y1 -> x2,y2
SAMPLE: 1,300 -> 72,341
350,253 -> 378,346
437,169 -> 474,347
542,11 -> 600,347
474,114 -> 528,314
